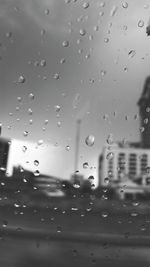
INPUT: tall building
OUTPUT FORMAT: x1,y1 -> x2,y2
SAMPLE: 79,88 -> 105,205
98,77 -> 150,189
138,76 -> 150,148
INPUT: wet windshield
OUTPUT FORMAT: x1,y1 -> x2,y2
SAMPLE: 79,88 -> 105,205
1,1 -> 150,266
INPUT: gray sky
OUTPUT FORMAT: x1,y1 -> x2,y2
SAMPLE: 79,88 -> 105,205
1,0 -> 150,183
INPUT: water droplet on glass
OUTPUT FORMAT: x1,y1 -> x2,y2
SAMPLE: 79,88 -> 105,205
28,93 -> 34,100
128,50 -> 136,58
106,134 -> 114,145
122,2 -> 128,8
62,40 -> 69,47
22,146 -> 27,152
93,25 -> 99,31
37,140 -> 44,145
140,225 -> 146,231
17,96 -> 22,102
99,2 -> 105,7
57,121 -> 61,127
123,25 -> 128,31
138,20 -> 144,28
41,29 -> 46,36
104,177 -> 110,184
101,211 -> 109,218
2,220 -> 8,227
65,145 -> 70,151
99,11 -> 104,17
110,6 -> 118,17
132,201 -> 140,207
23,131 -> 28,137
60,58 -> 66,64
144,4 -> 149,9
144,118 -> 148,124
14,203 -> 20,208
79,29 -> 86,36
19,166 -> 24,173
44,8 -> 50,15
73,182 -> 80,189
44,119 -> 48,125
139,127 -> 145,132
57,226 -> 62,233
55,105 -> 61,112
83,2 -> 89,9
106,152 -> 114,160
40,59 -> 46,67
34,170 -> 40,176
101,70 -> 106,76
83,162 -> 89,169
104,38 -> 109,43
85,135 -> 95,147
18,75 -> 26,84
6,31 -> 12,38
53,73 -> 60,80
28,108 -> 33,115
34,160 -> 39,166
130,212 -> 138,217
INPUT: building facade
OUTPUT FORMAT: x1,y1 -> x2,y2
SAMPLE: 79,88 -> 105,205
99,143 -> 150,187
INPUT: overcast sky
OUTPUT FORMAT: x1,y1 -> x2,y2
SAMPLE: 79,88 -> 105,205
1,0 -> 150,183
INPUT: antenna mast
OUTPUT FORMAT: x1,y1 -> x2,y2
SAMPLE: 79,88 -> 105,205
74,119 -> 81,173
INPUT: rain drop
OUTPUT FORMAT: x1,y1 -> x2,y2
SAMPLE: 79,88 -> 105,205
82,2 -> 89,9
101,211 -> 109,218
128,50 -> 136,58
139,127 -> 145,132
28,93 -> 34,100
85,135 -> 95,147
40,59 -> 46,67
110,6 -> 118,17
6,32 -> 12,38
79,29 -> 86,36
22,146 -> 27,152
65,145 -> 70,151
104,177 -> 110,184
18,75 -> 26,84
28,108 -> 33,115
57,226 -> 62,233
106,152 -> 114,160
53,73 -> 60,80
37,139 -> 44,145
55,105 -> 61,112
2,220 -> 8,228
83,162 -> 89,169
44,8 -> 50,15
122,2 -> 128,8
62,40 -> 69,47
17,96 -> 22,102
23,131 -> 28,137
73,182 -> 80,189
60,58 -> 66,64
34,170 -> 40,176
34,160 -> 39,166
138,20 -> 144,28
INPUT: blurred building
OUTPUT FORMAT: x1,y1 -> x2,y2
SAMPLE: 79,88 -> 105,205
98,77 -> 150,198
99,143 -> 150,186
0,137 -> 10,173
34,174 -> 64,197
